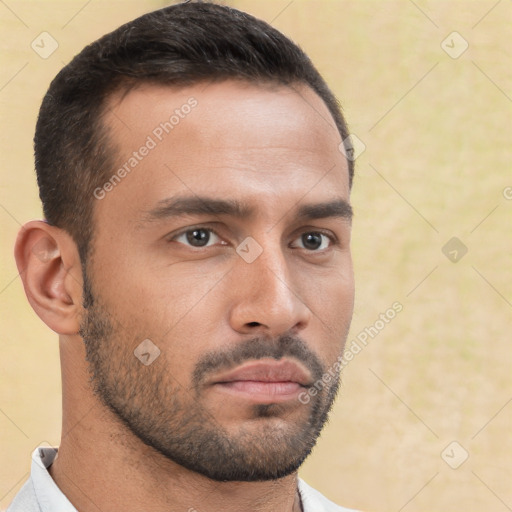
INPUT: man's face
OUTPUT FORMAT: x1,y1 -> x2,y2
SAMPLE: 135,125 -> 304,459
80,80 -> 354,481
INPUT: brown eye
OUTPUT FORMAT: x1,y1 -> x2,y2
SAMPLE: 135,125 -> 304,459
186,229 -> 210,247
302,233 -> 323,250
173,228 -> 222,248
292,232 -> 332,251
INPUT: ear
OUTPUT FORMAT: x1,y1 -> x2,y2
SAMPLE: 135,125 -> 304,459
14,220 -> 84,335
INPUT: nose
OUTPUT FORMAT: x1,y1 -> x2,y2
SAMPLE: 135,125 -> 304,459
228,241 -> 312,338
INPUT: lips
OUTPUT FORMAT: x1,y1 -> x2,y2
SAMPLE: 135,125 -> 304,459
212,358 -> 313,387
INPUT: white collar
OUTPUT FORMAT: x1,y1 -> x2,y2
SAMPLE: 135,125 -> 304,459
30,446 -> 77,512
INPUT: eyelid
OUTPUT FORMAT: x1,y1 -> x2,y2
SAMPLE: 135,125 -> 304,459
294,227 -> 339,243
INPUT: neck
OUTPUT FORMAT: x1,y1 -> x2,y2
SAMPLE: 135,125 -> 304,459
49,430 -> 303,512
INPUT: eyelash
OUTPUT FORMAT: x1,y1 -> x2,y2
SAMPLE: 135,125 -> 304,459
169,226 -> 338,251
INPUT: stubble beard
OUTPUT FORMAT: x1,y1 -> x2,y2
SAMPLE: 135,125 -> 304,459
79,269 -> 345,482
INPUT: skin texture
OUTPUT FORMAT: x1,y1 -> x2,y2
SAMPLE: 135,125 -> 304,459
15,80 -> 354,512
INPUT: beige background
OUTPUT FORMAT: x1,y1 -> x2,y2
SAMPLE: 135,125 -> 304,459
1,1 -> 511,511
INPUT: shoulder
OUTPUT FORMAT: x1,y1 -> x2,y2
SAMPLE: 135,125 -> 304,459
6,478 -> 40,512
298,478 -> 360,512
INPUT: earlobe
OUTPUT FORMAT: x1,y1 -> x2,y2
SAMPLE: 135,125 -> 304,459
14,220 -> 84,335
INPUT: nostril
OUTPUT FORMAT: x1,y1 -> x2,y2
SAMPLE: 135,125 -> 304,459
247,322 -> 261,327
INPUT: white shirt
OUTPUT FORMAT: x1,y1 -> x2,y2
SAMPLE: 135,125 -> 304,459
7,447 -> 358,512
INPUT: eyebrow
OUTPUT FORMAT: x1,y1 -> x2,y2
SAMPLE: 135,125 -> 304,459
140,195 -> 353,224
296,199 -> 353,221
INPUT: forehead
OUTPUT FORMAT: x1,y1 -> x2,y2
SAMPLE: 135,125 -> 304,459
98,80 -> 350,225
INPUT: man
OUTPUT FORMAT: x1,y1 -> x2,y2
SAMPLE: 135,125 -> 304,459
9,1 -> 357,511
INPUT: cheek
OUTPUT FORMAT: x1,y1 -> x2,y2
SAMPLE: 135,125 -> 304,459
115,264 -> 230,365
97,245 -> 226,325
306,265 -> 354,357
306,260 -> 354,315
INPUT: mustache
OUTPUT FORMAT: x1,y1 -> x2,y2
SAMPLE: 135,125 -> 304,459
191,333 -> 325,388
